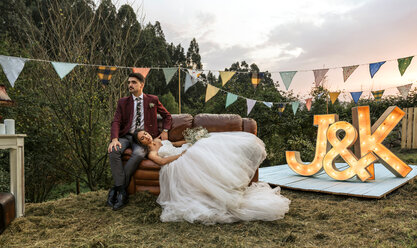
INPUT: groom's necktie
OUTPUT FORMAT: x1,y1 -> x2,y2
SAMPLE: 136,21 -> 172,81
135,97 -> 142,130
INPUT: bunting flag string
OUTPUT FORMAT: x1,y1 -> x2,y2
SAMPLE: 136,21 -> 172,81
205,84 -> 220,102
398,56 -> 413,76
162,68 -> 177,85
313,69 -> 329,87
225,93 -> 238,108
51,62 -> 78,79
350,91 -> 363,104
246,99 -> 256,115
279,71 -> 297,90
397,83 -> 413,98
371,90 -> 384,101
329,92 -> 341,104
97,66 -> 117,85
369,61 -> 386,78
0,55 -> 27,87
292,101 -> 300,115
342,65 -> 359,82
219,71 -> 236,86
132,67 -> 151,78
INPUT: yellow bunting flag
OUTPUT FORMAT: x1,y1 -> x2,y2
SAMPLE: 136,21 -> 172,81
132,67 -> 151,78
220,71 -> 236,86
97,66 -> 117,85
251,72 -> 264,88
329,92 -> 341,104
205,84 -> 220,102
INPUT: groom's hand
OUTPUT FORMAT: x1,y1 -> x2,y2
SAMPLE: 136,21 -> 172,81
159,131 -> 168,140
108,138 -> 122,153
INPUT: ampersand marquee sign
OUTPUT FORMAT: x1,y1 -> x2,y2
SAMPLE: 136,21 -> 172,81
286,106 -> 413,181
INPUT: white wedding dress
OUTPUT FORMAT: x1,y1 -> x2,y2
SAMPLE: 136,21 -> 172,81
157,132 -> 290,225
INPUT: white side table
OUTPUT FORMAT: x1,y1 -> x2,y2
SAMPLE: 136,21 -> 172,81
0,134 -> 26,217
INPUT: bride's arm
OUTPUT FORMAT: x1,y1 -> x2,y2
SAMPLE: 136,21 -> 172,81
148,151 -> 185,166
171,140 -> 187,147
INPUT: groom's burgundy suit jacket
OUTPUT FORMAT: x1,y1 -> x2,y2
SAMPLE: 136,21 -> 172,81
110,93 -> 172,140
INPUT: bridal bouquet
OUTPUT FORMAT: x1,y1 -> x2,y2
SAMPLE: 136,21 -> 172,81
182,126 -> 210,144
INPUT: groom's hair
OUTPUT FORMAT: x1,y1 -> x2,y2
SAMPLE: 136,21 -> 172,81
128,73 -> 145,83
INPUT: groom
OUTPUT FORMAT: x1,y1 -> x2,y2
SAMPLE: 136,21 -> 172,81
107,72 -> 172,210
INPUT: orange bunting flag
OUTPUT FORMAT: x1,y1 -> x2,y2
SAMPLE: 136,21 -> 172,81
329,92 -> 341,104
205,84 -> 220,102
306,98 -> 312,111
132,67 -> 151,78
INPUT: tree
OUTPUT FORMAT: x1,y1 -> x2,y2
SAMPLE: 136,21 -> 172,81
186,38 -> 202,69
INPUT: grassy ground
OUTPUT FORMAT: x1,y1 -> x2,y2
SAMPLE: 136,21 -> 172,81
1,176 -> 416,248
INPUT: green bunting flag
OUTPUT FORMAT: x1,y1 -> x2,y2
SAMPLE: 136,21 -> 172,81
371,90 -> 384,101
280,71 -> 297,90
225,93 -> 238,108
398,56 -> 414,76
51,62 -> 78,79
292,101 -> 300,115
162,68 -> 177,85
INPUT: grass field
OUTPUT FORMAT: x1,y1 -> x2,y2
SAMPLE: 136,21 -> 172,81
1,175 -> 416,247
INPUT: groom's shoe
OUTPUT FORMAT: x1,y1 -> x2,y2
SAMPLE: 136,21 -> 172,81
106,187 -> 118,208
113,188 -> 128,211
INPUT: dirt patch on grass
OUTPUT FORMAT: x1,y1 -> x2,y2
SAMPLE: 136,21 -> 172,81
1,179 -> 416,247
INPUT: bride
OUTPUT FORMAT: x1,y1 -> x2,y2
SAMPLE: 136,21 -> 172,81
133,129 -> 290,225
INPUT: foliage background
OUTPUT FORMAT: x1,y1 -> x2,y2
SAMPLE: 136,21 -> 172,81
0,0 -> 416,202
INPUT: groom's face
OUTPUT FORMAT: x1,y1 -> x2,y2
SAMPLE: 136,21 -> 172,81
128,77 -> 144,96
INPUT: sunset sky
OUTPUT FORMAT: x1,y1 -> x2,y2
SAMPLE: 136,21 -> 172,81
125,0 -> 417,100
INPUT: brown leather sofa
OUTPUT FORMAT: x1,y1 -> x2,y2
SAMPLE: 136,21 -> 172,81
122,113 -> 259,195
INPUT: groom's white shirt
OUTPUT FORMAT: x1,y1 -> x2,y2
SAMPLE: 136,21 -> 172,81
129,93 -> 144,134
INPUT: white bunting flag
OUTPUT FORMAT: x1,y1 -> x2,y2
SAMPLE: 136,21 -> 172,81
263,102 -> 273,108
397,83 -> 413,98
0,55 -> 27,87
313,69 -> 329,87
51,62 -> 78,79
246,99 -> 256,115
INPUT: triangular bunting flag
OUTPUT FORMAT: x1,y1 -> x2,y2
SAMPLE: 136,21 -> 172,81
277,103 -> 286,116
0,55 -> 27,87
369,61 -> 385,78
225,93 -> 238,108
313,69 -> 329,87
279,71 -> 297,90
188,69 -> 202,80
246,99 -> 256,115
371,90 -> 384,101
251,72 -> 264,88
51,62 -> 78,79
162,68 -> 177,85
342,65 -> 359,82
398,56 -> 413,76
329,92 -> 341,104
205,84 -> 219,102
317,92 -> 324,98
219,71 -> 236,86
291,101 -> 300,115
306,98 -> 312,111
132,67 -> 151,78
350,91 -> 363,104
97,66 -> 117,85
397,83 -> 413,98
184,72 -> 198,92
263,102 -> 273,108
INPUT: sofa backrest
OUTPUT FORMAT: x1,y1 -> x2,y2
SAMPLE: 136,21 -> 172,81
157,113 -> 257,142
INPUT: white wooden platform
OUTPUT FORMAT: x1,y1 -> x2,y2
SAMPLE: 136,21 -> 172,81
259,163 -> 417,199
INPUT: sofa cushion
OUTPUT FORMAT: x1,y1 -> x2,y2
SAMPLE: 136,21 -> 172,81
168,114 -> 193,141
242,118 -> 257,135
193,114 -> 242,132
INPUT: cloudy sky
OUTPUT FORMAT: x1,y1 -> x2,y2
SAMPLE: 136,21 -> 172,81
124,0 -> 417,99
